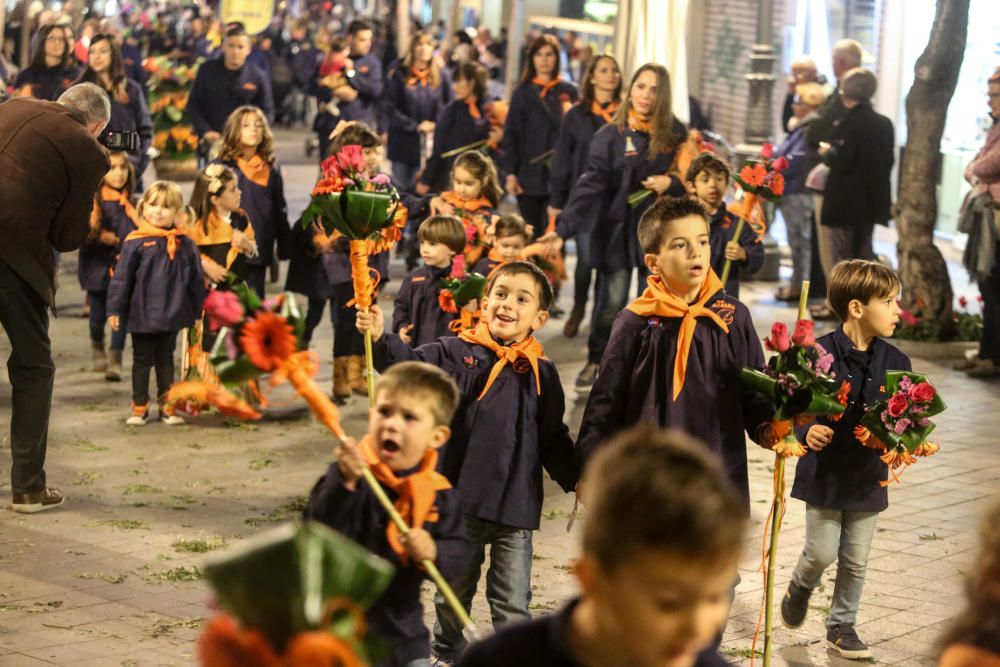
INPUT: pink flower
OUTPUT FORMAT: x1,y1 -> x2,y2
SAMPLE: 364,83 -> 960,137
899,309 -> 919,326
887,393 -> 909,418
765,322 -> 791,352
772,156 -> 789,172
792,319 -> 816,347
371,173 -> 391,186
451,254 -> 467,279
760,143 -> 774,159
893,417 -> 912,434
320,155 -> 341,178
204,290 -> 244,331
909,381 -> 936,404
815,344 -> 834,374
335,144 -> 366,175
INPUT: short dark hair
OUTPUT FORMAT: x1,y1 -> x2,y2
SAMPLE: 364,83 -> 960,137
453,61 -> 488,100
378,362 -> 460,426
486,261 -> 553,311
224,22 -> 248,39
685,152 -> 731,184
826,259 -> 901,321
637,196 -> 710,255
417,215 -> 466,255
328,122 -> 381,155
493,214 -> 528,241
583,424 -> 746,571
347,20 -> 373,36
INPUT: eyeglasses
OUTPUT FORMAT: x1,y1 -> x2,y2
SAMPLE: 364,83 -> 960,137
45,36 -> 67,42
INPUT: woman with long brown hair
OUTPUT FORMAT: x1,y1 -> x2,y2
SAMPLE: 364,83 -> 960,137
501,34 -> 578,239
544,62 -> 686,386
383,30 -> 452,189
549,54 -> 623,337
13,24 -> 80,101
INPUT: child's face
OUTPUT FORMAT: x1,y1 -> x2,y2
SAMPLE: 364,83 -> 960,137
363,145 -> 383,176
854,289 -> 901,338
482,273 -> 548,344
577,549 -> 736,667
212,179 -> 242,213
369,389 -> 449,471
688,170 -> 728,211
643,215 -> 711,297
451,166 -> 483,201
420,240 -> 454,269
453,76 -> 472,100
239,113 -> 264,149
104,153 -> 130,191
494,233 -> 526,262
143,198 -> 178,229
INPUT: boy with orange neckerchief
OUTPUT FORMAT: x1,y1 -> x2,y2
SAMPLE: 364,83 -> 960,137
576,196 -> 774,511
356,261 -> 579,663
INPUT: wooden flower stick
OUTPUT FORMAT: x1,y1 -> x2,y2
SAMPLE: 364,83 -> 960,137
718,217 -> 746,289
761,282 -> 809,666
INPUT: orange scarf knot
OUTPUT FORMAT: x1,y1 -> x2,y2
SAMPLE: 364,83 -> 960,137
591,100 -> 620,124
627,109 -> 653,134
358,435 -> 451,565
235,154 -> 272,189
126,220 -> 184,260
407,67 -> 430,87
458,322 -> 546,400
101,185 -> 139,226
465,96 -> 482,120
532,76 -> 560,99
627,271 -> 728,400
441,191 -> 494,216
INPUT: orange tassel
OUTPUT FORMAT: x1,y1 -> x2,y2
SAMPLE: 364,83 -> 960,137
166,380 -> 263,420
913,441 -> 940,457
270,351 -> 347,440
282,632 -> 362,667
199,614 -> 282,667
766,419 -> 807,458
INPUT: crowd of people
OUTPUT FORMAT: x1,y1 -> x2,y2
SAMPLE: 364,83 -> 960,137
1,4 -> 1000,667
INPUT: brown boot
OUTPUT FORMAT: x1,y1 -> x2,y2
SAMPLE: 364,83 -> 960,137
91,341 -> 107,372
563,303 -> 585,338
105,349 -> 123,382
332,357 -> 352,402
348,355 -> 369,396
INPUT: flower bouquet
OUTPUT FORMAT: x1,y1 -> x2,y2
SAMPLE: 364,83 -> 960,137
854,371 -> 946,481
145,55 -> 201,178
438,255 -> 486,332
198,522 -> 394,666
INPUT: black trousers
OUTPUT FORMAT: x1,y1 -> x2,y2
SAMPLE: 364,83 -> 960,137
516,194 -> 550,239
131,331 -> 177,406
979,243 -> 1000,363
0,258 -> 53,494
245,265 -> 267,299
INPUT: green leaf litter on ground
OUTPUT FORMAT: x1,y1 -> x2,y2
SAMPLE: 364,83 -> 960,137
172,538 -> 225,553
122,484 -> 164,495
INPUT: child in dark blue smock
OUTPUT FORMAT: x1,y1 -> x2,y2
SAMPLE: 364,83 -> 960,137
107,181 -> 206,427
471,215 -> 530,278
576,197 -> 774,511
456,425 -> 741,667
684,153 -> 764,299
782,259 -> 910,661
78,151 -> 137,382
356,262 -> 579,663
304,362 -> 467,667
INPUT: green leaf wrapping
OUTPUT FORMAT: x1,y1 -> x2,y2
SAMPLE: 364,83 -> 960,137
450,273 -> 487,308
203,522 -> 394,651
300,191 -> 395,239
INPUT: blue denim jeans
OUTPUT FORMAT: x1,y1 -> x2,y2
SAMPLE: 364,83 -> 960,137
587,267 -> 635,364
431,516 -> 533,660
791,504 -> 879,628
87,290 -> 128,350
392,161 -> 420,191
777,193 -> 813,288
571,232 -> 596,309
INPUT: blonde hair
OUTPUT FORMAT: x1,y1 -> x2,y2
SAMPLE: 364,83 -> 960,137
827,259 -> 901,321
218,105 -> 276,164
401,31 -> 441,88
377,361 -> 460,426
190,165 -> 239,233
137,181 -> 184,222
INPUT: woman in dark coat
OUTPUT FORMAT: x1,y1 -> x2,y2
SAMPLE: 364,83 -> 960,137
13,24 -> 80,101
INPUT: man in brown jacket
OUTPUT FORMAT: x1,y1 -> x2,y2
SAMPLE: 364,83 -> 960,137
0,82 -> 110,513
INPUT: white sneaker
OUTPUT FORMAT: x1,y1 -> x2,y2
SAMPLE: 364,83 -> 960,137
126,404 -> 149,426
161,414 -> 186,426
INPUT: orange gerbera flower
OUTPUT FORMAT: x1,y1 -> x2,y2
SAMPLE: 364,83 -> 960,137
240,311 -> 297,372
438,289 -> 457,314
768,172 -> 785,196
311,175 -> 344,196
739,162 -> 767,188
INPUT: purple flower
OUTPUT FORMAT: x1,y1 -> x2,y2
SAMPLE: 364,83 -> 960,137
899,375 -> 914,392
893,418 -> 912,434
261,297 -> 281,311
815,344 -> 834,375
371,173 -> 391,186
918,417 -> 930,426
224,332 -> 239,360
342,178 -> 355,187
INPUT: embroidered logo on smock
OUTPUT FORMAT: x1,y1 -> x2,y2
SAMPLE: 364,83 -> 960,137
411,276 -> 426,283
463,355 -> 478,369
624,135 -> 638,156
512,358 -> 531,374
710,299 -> 736,326
242,82 -> 257,91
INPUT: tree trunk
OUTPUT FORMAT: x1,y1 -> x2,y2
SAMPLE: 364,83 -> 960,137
895,0 -> 969,339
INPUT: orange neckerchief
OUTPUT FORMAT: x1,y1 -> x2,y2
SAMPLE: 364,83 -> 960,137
487,247 -> 506,264
591,100 -> 620,123
627,271 -> 728,400
464,96 -> 482,120
532,76 -> 560,99
407,67 -> 430,87
235,154 -> 271,189
126,220 -> 184,260
458,322 -> 546,400
441,191 -> 493,213
358,435 -> 451,565
627,109 -> 653,134
100,186 -> 139,226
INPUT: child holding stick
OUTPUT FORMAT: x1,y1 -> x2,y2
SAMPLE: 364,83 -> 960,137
303,362 -> 468,667
356,261 -> 579,663
456,424 -> 740,667
782,259 -> 910,660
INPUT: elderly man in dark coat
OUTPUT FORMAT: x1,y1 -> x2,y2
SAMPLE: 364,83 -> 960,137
0,82 -> 111,513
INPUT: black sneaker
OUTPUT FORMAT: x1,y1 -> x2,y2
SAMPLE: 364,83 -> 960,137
12,487 -> 65,514
780,580 -> 811,628
827,624 -> 872,660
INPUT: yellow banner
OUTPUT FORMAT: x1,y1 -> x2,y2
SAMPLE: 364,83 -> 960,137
220,0 -> 275,35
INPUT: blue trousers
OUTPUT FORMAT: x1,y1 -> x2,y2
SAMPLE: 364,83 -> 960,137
87,290 -> 127,350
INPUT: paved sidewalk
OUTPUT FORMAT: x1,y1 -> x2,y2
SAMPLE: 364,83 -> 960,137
1,129 -> 997,666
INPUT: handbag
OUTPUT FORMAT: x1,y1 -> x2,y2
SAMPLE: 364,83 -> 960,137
805,163 -> 830,192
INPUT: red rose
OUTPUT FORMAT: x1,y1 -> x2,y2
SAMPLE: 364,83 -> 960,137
765,322 -> 791,352
772,156 -> 790,172
958,295 -> 968,309
792,319 -> 816,347
909,381 -> 936,404
887,393 -> 909,418
899,309 -> 919,326
760,143 -> 774,159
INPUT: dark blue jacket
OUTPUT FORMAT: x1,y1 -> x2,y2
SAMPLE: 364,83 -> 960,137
287,39 -> 321,90
792,328 -> 912,512
374,333 -> 580,530
283,219 -> 337,301
392,264 -> 458,347
186,58 -> 274,136
121,42 -> 147,88
78,197 -> 136,292
107,78 -> 153,182
456,598 -> 730,667
304,465 -> 467,667
576,293 -> 774,512
339,52 -> 384,127
709,206 -> 764,299
107,232 -> 206,333
501,80 -> 578,196
383,66 -> 452,166
773,121 -> 810,194
218,159 -> 289,266
549,102 -> 611,209
420,98 -> 492,191
471,255 -> 501,277
13,64 -> 81,101
557,120 -> 687,271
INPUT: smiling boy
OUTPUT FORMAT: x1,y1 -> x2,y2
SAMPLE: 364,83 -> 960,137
303,362 -> 467,667
356,261 -> 579,663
